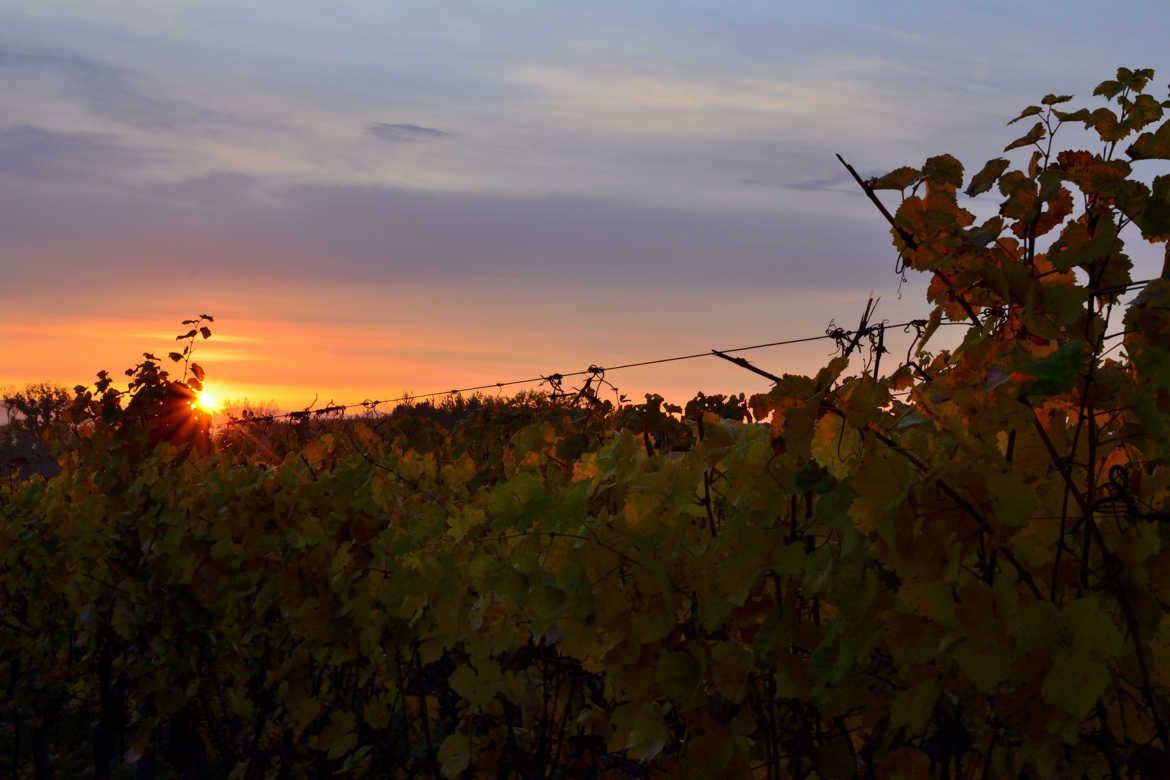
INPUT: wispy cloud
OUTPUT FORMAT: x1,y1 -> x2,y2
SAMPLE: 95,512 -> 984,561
0,45 -> 270,136
779,168 -> 887,193
149,170 -> 256,202
0,124 -> 142,179
496,58 -> 999,145
367,123 -> 451,143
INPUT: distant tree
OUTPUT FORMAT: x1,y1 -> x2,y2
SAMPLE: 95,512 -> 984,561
2,382 -> 71,441
0,382 -> 71,479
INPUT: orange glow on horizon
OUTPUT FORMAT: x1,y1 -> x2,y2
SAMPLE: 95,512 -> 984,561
0,285 -> 869,418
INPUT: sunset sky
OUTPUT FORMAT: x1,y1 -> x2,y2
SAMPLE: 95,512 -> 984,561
2,1 -> 1167,415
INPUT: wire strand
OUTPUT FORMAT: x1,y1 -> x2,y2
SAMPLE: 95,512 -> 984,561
222,318 -> 959,424
221,278 -> 1158,425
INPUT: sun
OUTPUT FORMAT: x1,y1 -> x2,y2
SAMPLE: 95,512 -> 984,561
197,391 -> 218,411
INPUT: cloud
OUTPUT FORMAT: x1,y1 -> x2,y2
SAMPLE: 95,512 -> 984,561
367,123 -> 451,143
0,124 -> 141,179
150,170 -> 256,202
780,168 -> 887,193
236,181 -> 898,290
0,160 -> 901,294
0,45 -> 274,136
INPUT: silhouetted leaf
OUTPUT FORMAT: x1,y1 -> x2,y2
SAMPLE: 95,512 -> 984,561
1127,119 -> 1170,160
1041,93 -> 1073,105
1004,122 -> 1045,152
168,352 -> 183,362
1008,105 -> 1043,125
1093,107 -> 1128,141
867,166 -> 920,190
200,326 -> 212,339
965,158 -> 1011,196
1027,149 -> 1044,178
1122,93 -> 1164,131
1055,107 -> 1092,123
922,154 -> 964,187
1115,66 -> 1155,92
191,363 -> 205,383
177,329 -> 197,340
1094,79 -> 1123,99
961,216 -> 1004,248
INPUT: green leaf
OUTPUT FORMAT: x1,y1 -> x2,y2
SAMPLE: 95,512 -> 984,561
1041,93 -> 1073,105
896,410 -> 929,429
1018,341 -> 1087,397
1004,122 -> 1045,152
807,623 -> 853,687
813,481 -> 857,530
1007,105 -> 1043,125
965,158 -> 1011,196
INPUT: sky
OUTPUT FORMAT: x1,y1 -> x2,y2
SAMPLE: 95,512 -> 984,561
1,1 -> 1167,417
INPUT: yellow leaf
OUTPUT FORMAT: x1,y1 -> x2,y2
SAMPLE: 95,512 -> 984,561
439,733 -> 471,778
1041,652 -> 1108,718
890,679 -> 939,735
1064,596 -> 1125,659
447,506 -> 484,542
988,469 -> 1035,528
291,696 -> 323,738
364,696 -> 392,730
953,637 -> 1013,692
449,660 -> 501,708
811,414 -> 861,479
319,712 -> 358,760
609,701 -> 668,762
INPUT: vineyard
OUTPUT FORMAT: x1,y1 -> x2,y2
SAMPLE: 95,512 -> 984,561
2,68 -> 1170,778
